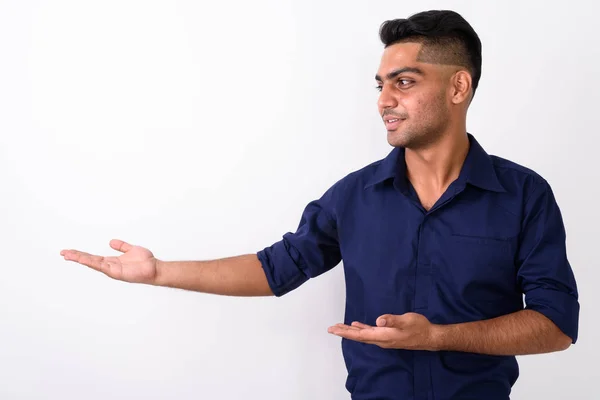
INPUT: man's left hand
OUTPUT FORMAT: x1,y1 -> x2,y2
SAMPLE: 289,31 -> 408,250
327,312 -> 441,351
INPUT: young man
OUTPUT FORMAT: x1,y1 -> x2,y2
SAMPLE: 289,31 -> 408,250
60,10 -> 579,400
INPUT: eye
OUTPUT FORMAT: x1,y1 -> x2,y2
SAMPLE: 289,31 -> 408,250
375,79 -> 414,92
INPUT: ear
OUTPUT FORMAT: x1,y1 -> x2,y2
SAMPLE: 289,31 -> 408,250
450,70 -> 472,105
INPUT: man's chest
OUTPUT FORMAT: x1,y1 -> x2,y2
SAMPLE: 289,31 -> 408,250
336,189 -> 524,322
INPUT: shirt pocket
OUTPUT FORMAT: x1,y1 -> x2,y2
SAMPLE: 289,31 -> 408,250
441,233 -> 518,305
450,233 -> 513,254
448,233 -> 515,272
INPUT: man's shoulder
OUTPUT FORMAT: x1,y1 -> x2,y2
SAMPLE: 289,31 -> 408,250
490,154 -> 547,185
315,158 -> 386,213
336,157 -> 389,188
488,154 -> 552,203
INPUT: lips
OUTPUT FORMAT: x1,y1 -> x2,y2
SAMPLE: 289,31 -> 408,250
384,117 -> 404,130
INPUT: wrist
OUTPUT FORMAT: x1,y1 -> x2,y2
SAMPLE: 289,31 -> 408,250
429,324 -> 447,351
153,259 -> 167,286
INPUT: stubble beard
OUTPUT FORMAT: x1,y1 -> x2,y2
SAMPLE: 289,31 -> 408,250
388,97 -> 450,150
388,117 -> 448,149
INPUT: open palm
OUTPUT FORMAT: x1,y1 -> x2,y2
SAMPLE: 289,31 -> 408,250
60,239 -> 158,284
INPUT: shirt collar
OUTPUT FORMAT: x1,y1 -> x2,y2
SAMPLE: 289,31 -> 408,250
364,133 -> 506,193
363,146 -> 401,189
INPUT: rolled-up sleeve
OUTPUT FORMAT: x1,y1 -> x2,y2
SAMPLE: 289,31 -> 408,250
517,180 -> 580,343
257,183 -> 342,297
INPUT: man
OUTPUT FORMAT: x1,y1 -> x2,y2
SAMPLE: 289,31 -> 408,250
60,10 -> 579,400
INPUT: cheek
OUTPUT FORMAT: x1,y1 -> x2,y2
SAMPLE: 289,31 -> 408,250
412,93 -> 442,115
402,97 -> 424,116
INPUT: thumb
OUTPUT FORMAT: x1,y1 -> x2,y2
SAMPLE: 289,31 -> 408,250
110,239 -> 133,253
376,314 -> 403,328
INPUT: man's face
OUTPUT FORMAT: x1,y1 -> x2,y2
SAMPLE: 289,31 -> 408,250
376,42 -> 454,149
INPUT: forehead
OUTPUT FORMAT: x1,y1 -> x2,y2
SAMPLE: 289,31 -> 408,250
382,42 -> 423,63
377,42 -> 428,79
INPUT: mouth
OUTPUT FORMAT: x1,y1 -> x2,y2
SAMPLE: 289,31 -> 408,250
384,118 -> 404,131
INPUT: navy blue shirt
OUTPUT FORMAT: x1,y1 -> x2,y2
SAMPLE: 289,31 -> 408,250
257,133 -> 579,400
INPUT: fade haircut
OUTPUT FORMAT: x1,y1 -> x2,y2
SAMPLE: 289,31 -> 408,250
379,10 -> 482,97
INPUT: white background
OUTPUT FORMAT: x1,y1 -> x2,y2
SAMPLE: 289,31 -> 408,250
1,0 -> 597,399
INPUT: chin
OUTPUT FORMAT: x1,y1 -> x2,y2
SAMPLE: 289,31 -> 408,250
387,130 -> 412,148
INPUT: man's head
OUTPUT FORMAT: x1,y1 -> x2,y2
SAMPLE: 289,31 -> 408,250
376,10 -> 482,149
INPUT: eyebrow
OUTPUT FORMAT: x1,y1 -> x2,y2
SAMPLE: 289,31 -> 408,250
375,67 -> 424,82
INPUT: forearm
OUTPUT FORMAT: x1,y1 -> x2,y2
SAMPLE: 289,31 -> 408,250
433,310 -> 572,355
154,254 -> 274,296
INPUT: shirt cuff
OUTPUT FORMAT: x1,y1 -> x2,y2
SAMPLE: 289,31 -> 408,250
257,237 -> 309,297
525,287 -> 580,343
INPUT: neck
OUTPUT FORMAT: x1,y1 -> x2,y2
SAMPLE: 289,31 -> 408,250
404,130 -> 470,192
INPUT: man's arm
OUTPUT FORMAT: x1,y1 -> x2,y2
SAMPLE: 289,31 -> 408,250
61,181 -> 343,297
431,180 -> 578,355
62,180 -> 343,297
155,255 -> 274,296
61,240 -> 274,296
434,181 -> 578,355
433,309 -> 572,355
328,309 -> 572,356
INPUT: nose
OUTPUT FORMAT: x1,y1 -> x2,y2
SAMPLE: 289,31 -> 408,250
377,85 -> 398,112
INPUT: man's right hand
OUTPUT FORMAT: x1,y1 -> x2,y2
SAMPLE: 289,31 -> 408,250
60,239 -> 159,285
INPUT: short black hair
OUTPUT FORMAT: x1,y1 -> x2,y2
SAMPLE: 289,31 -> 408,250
379,10 -> 482,97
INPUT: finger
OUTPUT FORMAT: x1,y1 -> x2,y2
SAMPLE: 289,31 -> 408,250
351,321 -> 372,329
62,250 -> 106,273
328,325 -> 385,343
329,323 -> 361,332
329,324 -> 377,337
110,239 -> 133,253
